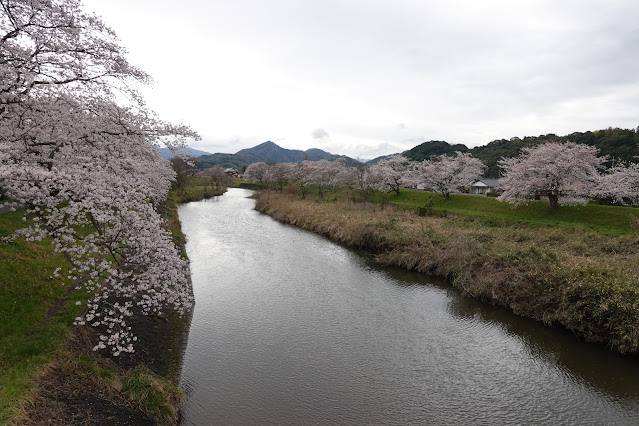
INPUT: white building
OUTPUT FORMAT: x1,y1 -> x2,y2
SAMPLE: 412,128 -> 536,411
468,178 -> 501,195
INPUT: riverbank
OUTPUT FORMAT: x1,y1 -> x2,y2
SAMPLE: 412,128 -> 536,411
0,180 -> 225,424
1,211 -> 183,424
255,191 -> 639,354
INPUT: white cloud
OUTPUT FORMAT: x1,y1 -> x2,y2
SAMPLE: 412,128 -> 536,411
82,0 -> 639,158
312,128 -> 330,139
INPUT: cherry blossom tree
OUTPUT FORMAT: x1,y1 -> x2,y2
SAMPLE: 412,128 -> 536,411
302,159 -> 342,199
335,163 -> 362,190
285,160 -> 314,198
243,162 -> 271,186
269,162 -> 292,190
325,158 -> 354,190
594,162 -> 639,206
372,155 -> 414,194
1,0 -> 198,355
340,164 -> 388,201
197,165 -> 229,192
275,159 -> 351,199
413,152 -> 485,200
362,164 -> 388,193
497,142 -> 605,209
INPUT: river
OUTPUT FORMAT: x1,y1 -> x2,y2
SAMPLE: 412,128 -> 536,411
177,188 -> 639,425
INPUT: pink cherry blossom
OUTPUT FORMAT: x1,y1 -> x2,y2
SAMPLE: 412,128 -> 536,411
1,0 -> 198,355
594,162 -> 639,206
497,142 -> 605,209
412,152 -> 485,200
369,155 -> 415,195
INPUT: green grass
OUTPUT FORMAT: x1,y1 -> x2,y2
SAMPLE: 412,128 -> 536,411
63,356 -> 182,424
388,190 -> 639,235
0,210 -> 85,424
250,183 -> 639,235
1,198 -> 189,424
161,191 -> 187,255
229,177 -> 245,187
123,365 -> 182,423
172,175 -> 227,203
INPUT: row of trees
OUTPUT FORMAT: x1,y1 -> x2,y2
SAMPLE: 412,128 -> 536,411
498,142 -> 639,208
244,152 -> 485,201
1,0 -> 196,355
244,142 -> 639,209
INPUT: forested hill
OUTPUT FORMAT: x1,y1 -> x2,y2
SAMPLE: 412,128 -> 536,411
192,128 -> 638,174
367,140 -> 469,165
403,140 -> 470,161
403,127 -> 639,178
195,141 -> 359,170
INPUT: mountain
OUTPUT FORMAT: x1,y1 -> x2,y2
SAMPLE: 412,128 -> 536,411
401,127 -> 639,178
403,140 -> 469,161
367,141 -> 469,165
157,147 -> 212,160
366,154 -> 398,165
169,127 -> 639,175
234,141 -> 342,163
191,153 -> 248,170
195,141 -> 359,170
470,127 -> 639,177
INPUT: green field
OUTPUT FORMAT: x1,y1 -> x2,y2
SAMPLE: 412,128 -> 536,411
0,209 -> 84,424
0,197 -> 189,424
171,175 -> 228,203
386,189 -> 639,235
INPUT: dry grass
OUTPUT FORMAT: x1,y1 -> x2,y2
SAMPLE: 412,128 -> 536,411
256,191 -> 639,354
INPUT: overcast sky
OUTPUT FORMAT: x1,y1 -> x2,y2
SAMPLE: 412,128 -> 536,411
82,0 -> 639,159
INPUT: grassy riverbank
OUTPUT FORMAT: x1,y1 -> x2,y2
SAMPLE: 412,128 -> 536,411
0,208 -> 79,424
172,175 -> 227,203
255,190 -> 639,354
0,177 -> 223,424
0,207 -> 184,425
386,189 -> 639,235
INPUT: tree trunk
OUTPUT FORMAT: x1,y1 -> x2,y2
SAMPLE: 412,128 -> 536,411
548,192 -> 559,210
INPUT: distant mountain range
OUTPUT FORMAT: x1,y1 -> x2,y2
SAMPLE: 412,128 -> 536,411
373,127 -> 639,177
157,147 -> 212,160
468,127 -> 639,177
160,127 -> 639,176
367,140 -> 469,165
194,141 -> 360,170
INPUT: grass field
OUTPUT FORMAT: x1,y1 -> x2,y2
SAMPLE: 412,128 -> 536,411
0,209 -> 84,424
378,189 -> 639,236
0,195 -> 191,424
171,175 -> 227,203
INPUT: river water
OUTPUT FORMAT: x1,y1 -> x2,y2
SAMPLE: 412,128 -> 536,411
177,188 -> 639,425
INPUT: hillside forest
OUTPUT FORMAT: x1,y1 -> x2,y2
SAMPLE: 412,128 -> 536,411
190,127 -> 639,178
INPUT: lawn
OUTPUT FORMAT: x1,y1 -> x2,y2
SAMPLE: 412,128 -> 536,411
0,209 -> 84,424
0,198 -> 187,424
388,189 -> 639,235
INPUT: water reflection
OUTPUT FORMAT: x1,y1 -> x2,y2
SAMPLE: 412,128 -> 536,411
114,305 -> 193,382
446,286 -> 639,401
177,188 -> 639,425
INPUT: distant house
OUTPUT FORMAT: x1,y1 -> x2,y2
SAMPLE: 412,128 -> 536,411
469,178 -> 501,195
224,168 -> 240,177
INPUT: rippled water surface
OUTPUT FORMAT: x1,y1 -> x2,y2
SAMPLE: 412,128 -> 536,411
178,188 -> 639,425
